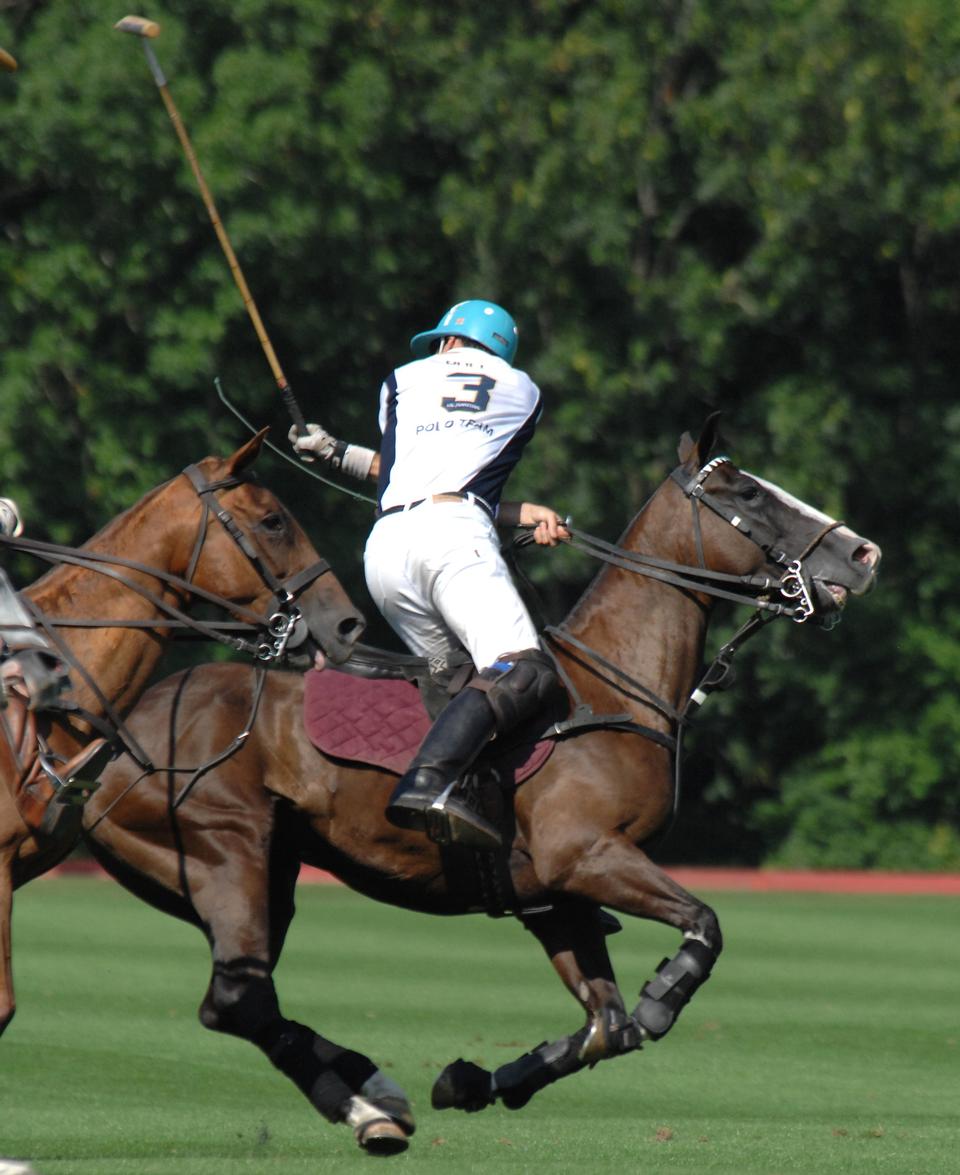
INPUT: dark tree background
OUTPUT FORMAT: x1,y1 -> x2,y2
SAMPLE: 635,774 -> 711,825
3,0 -> 958,867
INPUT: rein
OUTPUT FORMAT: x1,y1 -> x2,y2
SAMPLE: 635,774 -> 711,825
0,466 -> 332,662
83,664 -> 271,833
538,457 -> 845,802
181,464 -> 332,661
1,464 -> 333,773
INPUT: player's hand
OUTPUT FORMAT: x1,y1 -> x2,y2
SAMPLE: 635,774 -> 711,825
519,503 -> 570,547
288,422 -> 339,463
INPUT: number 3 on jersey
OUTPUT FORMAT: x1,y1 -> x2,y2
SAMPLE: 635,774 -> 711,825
442,373 -> 495,414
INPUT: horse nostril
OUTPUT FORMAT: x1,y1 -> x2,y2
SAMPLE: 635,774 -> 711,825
338,615 -> 365,640
853,542 -> 880,568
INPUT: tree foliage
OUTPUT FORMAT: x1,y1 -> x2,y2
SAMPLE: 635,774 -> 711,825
2,0 -> 958,867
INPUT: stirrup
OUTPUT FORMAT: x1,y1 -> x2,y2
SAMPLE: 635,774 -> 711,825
423,782 -> 503,852
39,739 -> 112,807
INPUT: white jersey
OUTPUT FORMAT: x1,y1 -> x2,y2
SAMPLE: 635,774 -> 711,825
375,347 -> 542,515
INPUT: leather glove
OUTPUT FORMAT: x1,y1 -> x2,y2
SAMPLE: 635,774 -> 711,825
0,497 -> 23,538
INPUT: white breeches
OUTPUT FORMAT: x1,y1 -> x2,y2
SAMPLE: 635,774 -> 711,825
363,499 -> 539,673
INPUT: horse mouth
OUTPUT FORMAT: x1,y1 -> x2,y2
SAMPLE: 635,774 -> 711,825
276,635 -> 327,672
304,635 -> 331,671
815,580 -> 849,611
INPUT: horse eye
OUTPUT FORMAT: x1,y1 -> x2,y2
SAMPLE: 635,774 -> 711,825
739,484 -> 762,502
260,512 -> 286,534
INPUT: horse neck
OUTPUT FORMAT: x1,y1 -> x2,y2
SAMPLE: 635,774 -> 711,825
24,479 -> 198,718
558,482 -> 712,724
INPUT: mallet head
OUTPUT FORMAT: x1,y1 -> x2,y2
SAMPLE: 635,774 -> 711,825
0,47 -> 18,72
114,15 -> 161,38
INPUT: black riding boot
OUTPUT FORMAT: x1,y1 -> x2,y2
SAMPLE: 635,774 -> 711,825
385,686 -> 501,851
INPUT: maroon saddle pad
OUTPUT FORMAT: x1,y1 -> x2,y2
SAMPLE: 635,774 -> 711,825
302,669 -> 554,783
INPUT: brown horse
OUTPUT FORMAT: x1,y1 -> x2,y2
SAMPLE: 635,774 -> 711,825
0,429 -> 365,1036
84,418 -> 879,1155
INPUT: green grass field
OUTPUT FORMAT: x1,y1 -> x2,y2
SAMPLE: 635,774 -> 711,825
0,878 -> 956,1174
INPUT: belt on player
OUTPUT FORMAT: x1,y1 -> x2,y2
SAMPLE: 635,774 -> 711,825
375,491 -> 494,521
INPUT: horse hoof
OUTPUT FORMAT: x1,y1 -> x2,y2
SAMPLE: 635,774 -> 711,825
345,1095 -> 411,1156
355,1118 -> 409,1156
432,1059 -> 494,1112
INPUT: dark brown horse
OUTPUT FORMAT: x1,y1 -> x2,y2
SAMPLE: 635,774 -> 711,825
0,430 -> 365,1035
84,419 -> 879,1155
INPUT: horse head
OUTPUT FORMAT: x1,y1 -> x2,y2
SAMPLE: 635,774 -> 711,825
177,429 -> 365,665
674,415 -> 880,625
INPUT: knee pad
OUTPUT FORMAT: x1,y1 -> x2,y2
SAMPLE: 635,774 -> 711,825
468,649 -> 561,732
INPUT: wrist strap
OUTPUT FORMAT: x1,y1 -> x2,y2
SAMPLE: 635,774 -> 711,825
328,438 -> 349,470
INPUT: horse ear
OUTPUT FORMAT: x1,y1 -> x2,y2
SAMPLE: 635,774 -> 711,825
225,427 -> 269,475
678,412 -> 722,467
696,411 -> 722,465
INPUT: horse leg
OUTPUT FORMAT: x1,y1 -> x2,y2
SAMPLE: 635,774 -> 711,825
196,846 -> 414,1155
534,832 -> 723,1044
0,780 -> 26,1036
433,903 -> 642,1113
0,849 -> 15,1034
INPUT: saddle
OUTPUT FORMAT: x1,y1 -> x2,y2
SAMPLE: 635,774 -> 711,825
302,668 -> 554,786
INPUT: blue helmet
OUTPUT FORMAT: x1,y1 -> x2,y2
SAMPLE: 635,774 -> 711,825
410,299 -> 519,364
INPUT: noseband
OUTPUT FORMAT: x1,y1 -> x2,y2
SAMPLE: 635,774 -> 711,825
182,464 -> 332,660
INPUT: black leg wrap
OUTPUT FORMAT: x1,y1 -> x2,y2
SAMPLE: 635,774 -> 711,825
253,1018 -> 376,1122
201,966 -> 379,1121
492,1026 -> 591,1111
634,938 -> 717,1041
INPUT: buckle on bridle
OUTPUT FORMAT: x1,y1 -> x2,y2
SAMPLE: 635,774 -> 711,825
779,560 -> 815,623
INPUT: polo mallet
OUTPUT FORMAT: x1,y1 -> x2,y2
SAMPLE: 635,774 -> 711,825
113,15 -> 307,435
0,48 -> 18,72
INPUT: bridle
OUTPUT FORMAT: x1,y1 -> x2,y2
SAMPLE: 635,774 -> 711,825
540,454 -> 846,745
531,454 -> 850,833
181,463 -> 332,661
0,463 -> 334,770
1,464 -> 333,662
671,455 -> 844,625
